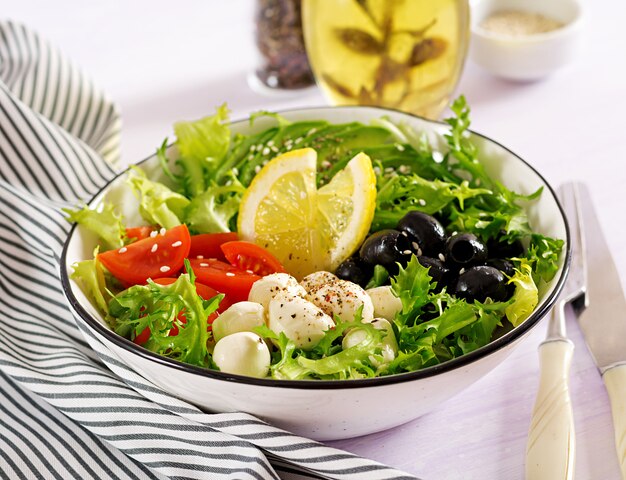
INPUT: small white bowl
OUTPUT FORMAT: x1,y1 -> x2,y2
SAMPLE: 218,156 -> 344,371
470,0 -> 583,81
61,106 -> 569,441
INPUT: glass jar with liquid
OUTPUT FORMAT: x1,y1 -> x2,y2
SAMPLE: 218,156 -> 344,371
302,0 -> 470,119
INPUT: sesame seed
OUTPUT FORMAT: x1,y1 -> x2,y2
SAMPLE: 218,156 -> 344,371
232,167 -> 239,175
197,255 -> 204,259
307,128 -> 317,136
432,151 -> 444,163
254,165 -> 261,173
384,167 -> 394,173
171,241 -> 182,247
476,179 -> 482,186
200,262 -> 209,267
459,268 -> 466,275
401,231 -> 408,237
226,272 -> 235,277
438,253 -> 446,262
294,137 -> 303,144
255,144 -> 263,151
118,247 -> 127,254
412,241 -> 419,250
246,269 -> 254,274
285,145 -> 292,150
271,146 -> 279,153
300,191 -> 306,199
418,199 -> 427,206
159,266 -> 170,273
396,144 -> 405,151
417,247 -> 423,257
151,244 -> 158,253
452,231 -> 458,236
321,160 -> 331,169
248,154 -> 254,160
403,250 -> 412,255
150,230 -> 158,238
398,165 -> 410,174
159,227 -> 166,235
267,140 -> 274,147
262,147 -> 270,155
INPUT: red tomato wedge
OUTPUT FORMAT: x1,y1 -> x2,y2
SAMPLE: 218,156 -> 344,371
125,226 -> 156,243
189,232 -> 238,260
189,258 -> 260,303
221,241 -> 286,276
98,225 -> 191,285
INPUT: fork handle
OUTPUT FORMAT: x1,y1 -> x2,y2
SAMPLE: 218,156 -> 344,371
603,363 -> 626,479
526,338 -> 575,480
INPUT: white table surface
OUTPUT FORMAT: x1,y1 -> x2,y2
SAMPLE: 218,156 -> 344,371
3,1 -> 625,479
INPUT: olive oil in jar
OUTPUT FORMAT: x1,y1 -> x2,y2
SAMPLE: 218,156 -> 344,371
302,0 -> 469,119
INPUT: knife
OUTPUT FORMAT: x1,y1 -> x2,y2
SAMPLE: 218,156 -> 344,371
575,182 -> 626,479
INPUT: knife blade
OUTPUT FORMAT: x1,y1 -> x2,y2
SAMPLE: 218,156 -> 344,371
575,182 -> 626,479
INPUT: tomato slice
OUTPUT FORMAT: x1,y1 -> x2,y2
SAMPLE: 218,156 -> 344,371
189,258 -> 260,303
189,232 -> 238,260
221,241 -> 286,276
98,225 -> 191,285
125,226 -> 156,243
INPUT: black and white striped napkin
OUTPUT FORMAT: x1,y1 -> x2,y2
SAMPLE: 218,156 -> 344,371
0,21 -> 419,480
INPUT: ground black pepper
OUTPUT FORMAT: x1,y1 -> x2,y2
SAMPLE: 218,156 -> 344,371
254,0 -> 315,89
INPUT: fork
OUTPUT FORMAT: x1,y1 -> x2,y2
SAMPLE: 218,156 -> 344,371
525,183 -> 586,480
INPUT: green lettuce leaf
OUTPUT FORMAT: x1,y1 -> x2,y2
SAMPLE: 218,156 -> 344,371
63,203 -> 125,250
70,248 -> 110,313
525,234 -> 565,283
505,262 -> 539,327
183,174 -> 245,233
127,167 -> 189,229
108,264 -> 222,367
391,255 -> 433,326
174,104 -> 231,196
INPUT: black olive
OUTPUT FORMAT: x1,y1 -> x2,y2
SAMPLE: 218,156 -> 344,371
359,229 -> 413,274
397,211 -> 447,256
445,233 -> 488,267
454,265 -> 509,302
335,257 -> 373,288
486,258 -> 515,277
417,256 -> 450,289
487,236 -> 524,259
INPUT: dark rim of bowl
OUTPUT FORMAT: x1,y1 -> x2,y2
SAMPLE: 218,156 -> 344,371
60,105 -> 571,390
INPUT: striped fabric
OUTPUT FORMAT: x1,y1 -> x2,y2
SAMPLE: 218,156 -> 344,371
0,21 -> 418,480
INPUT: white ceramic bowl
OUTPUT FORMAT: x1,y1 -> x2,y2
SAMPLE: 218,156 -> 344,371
61,106 -> 570,441
470,0 -> 583,81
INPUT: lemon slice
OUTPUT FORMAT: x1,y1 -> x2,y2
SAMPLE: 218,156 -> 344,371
238,148 -> 376,279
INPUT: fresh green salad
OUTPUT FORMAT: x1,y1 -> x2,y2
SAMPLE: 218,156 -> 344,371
67,97 -> 563,380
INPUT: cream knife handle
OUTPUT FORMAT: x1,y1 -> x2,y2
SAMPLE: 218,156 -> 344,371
526,339 -> 575,480
603,364 -> 626,479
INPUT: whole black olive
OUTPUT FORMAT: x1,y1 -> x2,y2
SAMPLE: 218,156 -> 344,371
445,233 -> 488,267
454,265 -> 509,303
359,229 -> 413,274
487,236 -> 525,259
486,258 -> 515,277
418,256 -> 450,289
397,211 -> 446,256
335,257 -> 373,288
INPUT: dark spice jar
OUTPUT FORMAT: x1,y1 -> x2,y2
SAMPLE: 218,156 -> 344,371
254,0 -> 315,90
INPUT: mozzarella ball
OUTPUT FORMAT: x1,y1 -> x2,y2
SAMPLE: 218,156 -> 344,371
341,318 -> 397,366
212,302 -> 265,342
300,271 -> 338,293
306,279 -> 374,323
367,286 -> 403,321
212,332 -> 271,378
268,291 -> 335,349
248,273 -> 306,310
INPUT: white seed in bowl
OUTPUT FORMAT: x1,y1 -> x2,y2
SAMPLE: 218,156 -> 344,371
212,302 -> 266,343
212,332 -> 270,378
